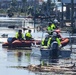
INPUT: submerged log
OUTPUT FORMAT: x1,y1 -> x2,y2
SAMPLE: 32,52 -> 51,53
27,65 -> 75,72
9,64 -> 76,73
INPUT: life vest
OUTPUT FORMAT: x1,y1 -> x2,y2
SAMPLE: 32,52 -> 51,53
25,32 -> 32,37
49,37 -> 61,46
25,32 -> 32,40
41,37 -> 49,46
47,23 -> 56,31
15,32 -> 24,40
51,23 -> 56,31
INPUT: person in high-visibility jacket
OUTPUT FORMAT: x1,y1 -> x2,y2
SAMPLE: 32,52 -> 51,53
47,22 -> 56,31
48,31 -> 61,48
41,34 -> 51,48
15,30 -> 24,40
47,22 -> 57,35
41,32 -> 61,48
25,30 -> 33,40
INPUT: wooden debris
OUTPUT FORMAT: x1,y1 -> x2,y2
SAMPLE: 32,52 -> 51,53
9,64 -> 76,73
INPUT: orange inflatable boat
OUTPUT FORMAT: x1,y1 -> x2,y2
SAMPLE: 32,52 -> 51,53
61,38 -> 69,47
57,32 -> 69,47
2,38 -> 41,49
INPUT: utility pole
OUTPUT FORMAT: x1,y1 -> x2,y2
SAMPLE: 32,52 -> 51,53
33,0 -> 36,32
70,0 -> 74,52
71,0 -> 74,29
47,0 -> 51,10
47,0 -> 51,16
61,2 -> 63,27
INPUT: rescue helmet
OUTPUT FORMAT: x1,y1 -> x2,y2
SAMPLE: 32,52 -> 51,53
28,30 -> 31,33
45,33 -> 49,38
54,19 -> 58,23
18,29 -> 22,33
48,22 -> 52,26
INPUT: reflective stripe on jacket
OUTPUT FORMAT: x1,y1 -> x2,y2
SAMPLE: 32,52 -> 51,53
48,38 -> 61,46
41,38 -> 51,46
47,23 -> 56,31
51,24 -> 56,31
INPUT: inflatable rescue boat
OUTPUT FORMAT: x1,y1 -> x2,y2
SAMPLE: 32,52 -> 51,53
2,37 -> 41,49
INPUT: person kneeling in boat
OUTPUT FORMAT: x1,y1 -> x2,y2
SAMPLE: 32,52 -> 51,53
25,30 -> 33,40
15,29 -> 24,40
7,29 -> 24,44
41,34 -> 51,49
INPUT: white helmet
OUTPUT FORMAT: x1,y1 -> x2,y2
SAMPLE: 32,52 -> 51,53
52,32 -> 57,37
45,33 -> 49,38
54,19 -> 58,23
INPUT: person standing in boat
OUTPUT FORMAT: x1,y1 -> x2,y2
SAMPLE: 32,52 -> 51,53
47,22 -> 56,35
15,29 -> 24,40
25,30 -> 33,40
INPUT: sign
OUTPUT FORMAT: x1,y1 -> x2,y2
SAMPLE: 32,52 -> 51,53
61,0 -> 76,3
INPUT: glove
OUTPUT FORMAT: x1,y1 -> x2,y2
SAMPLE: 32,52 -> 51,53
59,44 -> 62,48
41,46 -> 48,49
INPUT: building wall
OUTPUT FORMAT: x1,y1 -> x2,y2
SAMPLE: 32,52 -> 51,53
0,0 -> 40,9
0,0 -> 22,9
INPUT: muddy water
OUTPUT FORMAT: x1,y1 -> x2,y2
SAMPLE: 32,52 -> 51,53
0,44 -> 39,75
1,43 -> 76,75
0,28 -> 36,75
0,28 -> 76,75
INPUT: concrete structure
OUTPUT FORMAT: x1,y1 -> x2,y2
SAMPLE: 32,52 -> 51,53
0,0 -> 41,9
0,0 -> 22,9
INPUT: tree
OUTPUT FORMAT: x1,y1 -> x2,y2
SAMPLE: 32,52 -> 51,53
11,0 -> 17,6
42,0 -> 55,16
22,0 -> 27,13
11,0 -> 17,12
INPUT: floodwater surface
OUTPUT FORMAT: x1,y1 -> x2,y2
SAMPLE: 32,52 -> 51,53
0,28 -> 76,75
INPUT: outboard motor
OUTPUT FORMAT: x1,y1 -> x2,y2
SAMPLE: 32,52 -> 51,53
51,41 -> 59,59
